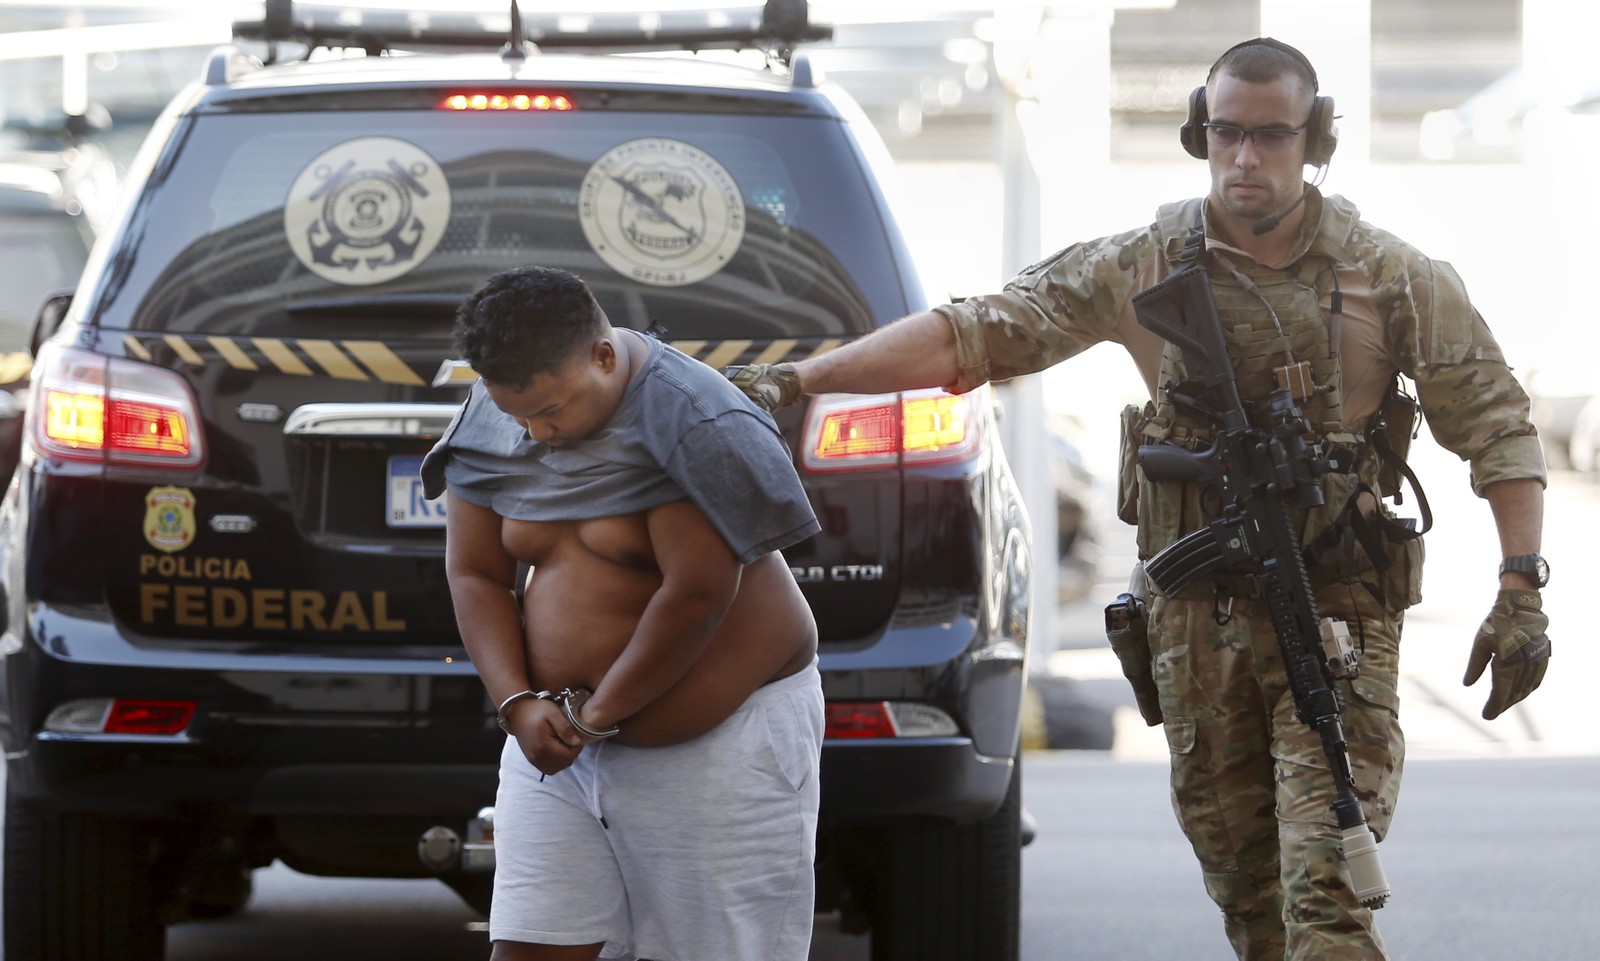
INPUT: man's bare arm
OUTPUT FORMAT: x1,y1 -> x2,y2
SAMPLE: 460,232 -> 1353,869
444,494 -> 584,768
581,500 -> 743,731
1484,477 -> 1544,589
795,310 -> 963,395
443,494 -> 530,704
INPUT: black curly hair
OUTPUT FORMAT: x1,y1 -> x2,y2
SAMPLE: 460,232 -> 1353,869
453,267 -> 603,389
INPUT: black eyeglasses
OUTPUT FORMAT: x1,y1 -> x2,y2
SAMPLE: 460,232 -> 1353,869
1202,121 -> 1309,153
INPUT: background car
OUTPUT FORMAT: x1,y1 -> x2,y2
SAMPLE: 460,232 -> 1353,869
1568,394 -> 1600,475
0,112 -> 120,481
1048,412 -> 1102,607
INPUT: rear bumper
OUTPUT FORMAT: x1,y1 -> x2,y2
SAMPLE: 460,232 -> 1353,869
820,737 -> 1013,824
7,734 -> 501,818
3,601 -> 1026,828
12,733 -> 1013,823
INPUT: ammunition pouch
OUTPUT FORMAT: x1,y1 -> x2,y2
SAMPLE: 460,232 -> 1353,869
1121,412 -> 1227,563
1302,494 -> 1427,612
1378,524 -> 1425,612
1116,402 -> 1152,526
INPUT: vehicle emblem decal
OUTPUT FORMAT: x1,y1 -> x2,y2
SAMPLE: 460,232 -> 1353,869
579,138 -> 745,287
144,486 -> 197,554
285,137 -> 451,286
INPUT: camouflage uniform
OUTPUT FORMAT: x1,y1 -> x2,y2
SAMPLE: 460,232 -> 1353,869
935,189 -> 1545,960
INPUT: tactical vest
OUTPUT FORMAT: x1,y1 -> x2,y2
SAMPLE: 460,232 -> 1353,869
1121,196 -> 1423,602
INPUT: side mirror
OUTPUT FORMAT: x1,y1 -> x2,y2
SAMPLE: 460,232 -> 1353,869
30,293 -> 73,358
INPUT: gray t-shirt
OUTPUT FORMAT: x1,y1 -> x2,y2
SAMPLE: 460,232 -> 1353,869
420,335 -> 819,564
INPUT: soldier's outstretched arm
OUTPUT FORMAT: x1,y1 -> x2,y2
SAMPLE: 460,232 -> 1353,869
726,310 -> 963,411
798,310 -> 963,395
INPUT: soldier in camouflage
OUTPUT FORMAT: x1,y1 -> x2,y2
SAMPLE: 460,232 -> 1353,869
728,38 -> 1551,961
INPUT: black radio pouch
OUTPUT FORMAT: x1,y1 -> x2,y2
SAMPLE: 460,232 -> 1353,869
1371,378 -> 1419,500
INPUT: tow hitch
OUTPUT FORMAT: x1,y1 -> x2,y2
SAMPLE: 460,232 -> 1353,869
418,807 -> 496,872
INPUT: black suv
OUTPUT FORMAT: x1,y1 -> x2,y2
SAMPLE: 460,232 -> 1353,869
0,4 -> 1032,959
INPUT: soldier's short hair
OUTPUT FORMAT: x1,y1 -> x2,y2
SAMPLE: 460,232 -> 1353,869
1209,40 -> 1318,96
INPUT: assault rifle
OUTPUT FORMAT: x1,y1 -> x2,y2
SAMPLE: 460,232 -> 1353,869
1131,255 -> 1391,910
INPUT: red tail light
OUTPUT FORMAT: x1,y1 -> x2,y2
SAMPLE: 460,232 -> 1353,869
30,344 -> 205,468
801,386 -> 985,473
43,697 -> 198,736
104,700 -> 196,736
825,702 -> 900,739
440,92 -> 575,111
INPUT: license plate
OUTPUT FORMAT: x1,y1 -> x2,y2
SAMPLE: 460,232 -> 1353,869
387,455 -> 447,528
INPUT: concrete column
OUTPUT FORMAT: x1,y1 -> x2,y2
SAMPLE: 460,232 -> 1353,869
51,10 -> 90,117
992,2 -> 1116,672
997,88 -> 1056,673
1521,0 -> 1600,370
992,6 -> 1052,673
1259,0 -> 1372,168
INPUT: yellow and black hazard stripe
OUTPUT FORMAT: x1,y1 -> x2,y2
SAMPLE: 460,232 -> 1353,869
667,337 -> 851,369
111,334 -> 852,386
122,335 -> 431,386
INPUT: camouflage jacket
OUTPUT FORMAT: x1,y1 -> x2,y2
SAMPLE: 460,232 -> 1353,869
933,188 -> 1546,496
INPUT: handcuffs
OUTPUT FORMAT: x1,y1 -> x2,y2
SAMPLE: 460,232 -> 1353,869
495,687 -> 621,739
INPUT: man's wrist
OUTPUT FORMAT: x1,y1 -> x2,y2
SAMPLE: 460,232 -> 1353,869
1498,552 -> 1549,588
556,688 -> 621,739
789,360 -> 811,397
496,689 -> 552,732
1498,573 -> 1541,592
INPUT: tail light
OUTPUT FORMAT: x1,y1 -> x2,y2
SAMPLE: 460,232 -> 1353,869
800,386 -> 985,473
29,344 -> 205,468
44,698 -> 197,736
824,701 -> 961,739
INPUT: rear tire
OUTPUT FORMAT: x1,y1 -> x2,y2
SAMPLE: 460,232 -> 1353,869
865,757 -> 1022,961
3,784 -> 166,961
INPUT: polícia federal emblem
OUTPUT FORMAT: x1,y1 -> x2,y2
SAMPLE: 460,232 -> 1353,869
144,486 -> 197,554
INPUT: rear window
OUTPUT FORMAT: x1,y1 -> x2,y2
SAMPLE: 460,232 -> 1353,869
91,108 -> 906,339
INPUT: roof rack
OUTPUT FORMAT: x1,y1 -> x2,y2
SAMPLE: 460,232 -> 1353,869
234,1 -> 833,65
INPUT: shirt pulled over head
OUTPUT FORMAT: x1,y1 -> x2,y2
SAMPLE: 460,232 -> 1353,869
421,335 -> 819,565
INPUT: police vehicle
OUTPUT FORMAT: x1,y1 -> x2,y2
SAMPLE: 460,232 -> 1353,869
0,4 -> 1032,959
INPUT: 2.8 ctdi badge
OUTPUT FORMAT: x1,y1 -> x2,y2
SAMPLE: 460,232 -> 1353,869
144,486 -> 196,554
578,138 -> 745,287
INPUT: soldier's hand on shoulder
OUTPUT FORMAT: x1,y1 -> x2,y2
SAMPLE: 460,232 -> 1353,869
1464,588 -> 1552,720
722,362 -> 802,413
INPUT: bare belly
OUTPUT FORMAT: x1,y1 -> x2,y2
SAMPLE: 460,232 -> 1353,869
508,511 -> 817,746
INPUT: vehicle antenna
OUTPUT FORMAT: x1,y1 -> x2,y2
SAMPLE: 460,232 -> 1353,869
501,0 -> 528,64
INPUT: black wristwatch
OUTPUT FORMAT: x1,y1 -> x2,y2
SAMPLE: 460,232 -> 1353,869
1499,553 -> 1549,588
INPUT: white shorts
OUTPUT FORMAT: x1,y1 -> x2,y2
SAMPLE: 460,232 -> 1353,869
490,660 -> 823,961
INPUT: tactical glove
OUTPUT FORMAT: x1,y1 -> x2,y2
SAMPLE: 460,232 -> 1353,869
722,362 -> 802,413
1463,588 -> 1551,721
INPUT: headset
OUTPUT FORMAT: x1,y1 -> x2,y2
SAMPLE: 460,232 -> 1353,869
1179,37 -> 1338,168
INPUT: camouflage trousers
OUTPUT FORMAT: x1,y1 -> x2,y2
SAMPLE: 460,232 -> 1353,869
1149,581 -> 1404,961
